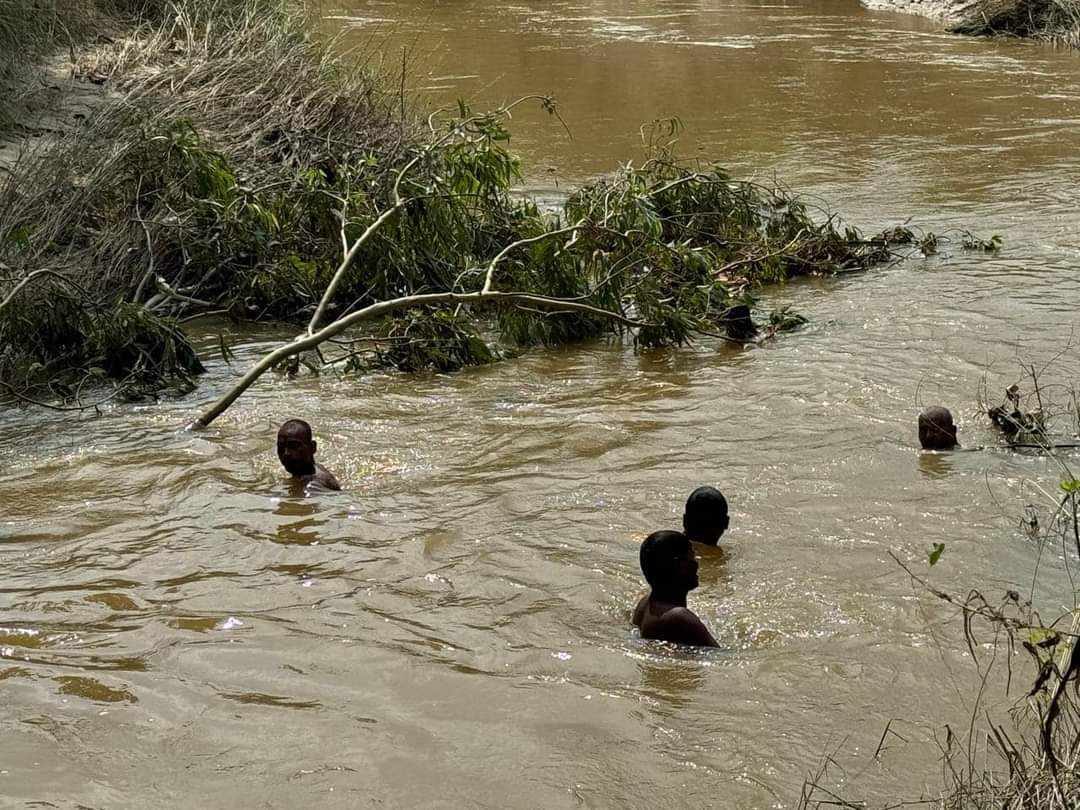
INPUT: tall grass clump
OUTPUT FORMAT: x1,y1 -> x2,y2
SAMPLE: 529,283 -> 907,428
0,0 -> 177,130
0,0 -> 408,397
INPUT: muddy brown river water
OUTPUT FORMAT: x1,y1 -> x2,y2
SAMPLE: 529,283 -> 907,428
3,0 -> 1080,807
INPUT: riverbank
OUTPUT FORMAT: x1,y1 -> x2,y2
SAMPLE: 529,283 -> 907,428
0,0 -> 912,411
862,0 -> 1080,47
0,0 -> 411,400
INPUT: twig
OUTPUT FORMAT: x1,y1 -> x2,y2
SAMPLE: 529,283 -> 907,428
0,269 -> 92,315
150,276 -> 216,309
0,379 -> 127,412
481,222 -> 585,294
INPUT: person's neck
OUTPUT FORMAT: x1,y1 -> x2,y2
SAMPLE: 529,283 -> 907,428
650,587 -> 688,608
687,532 -> 717,546
291,463 -> 317,477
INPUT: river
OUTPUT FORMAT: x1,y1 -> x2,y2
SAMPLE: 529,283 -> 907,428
2,0 -> 1080,806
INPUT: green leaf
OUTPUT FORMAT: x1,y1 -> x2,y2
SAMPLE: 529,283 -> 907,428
928,543 -> 945,567
6,225 -> 33,250
1028,627 -> 1059,647
1061,479 -> 1080,494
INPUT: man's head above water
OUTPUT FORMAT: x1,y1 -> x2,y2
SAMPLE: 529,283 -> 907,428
276,418 -> 318,477
682,486 -> 729,546
633,529 -> 717,647
919,406 -> 958,450
640,530 -> 700,595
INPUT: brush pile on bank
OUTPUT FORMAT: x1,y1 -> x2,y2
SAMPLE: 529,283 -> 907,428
949,0 -> 1080,47
0,0 -> 903,406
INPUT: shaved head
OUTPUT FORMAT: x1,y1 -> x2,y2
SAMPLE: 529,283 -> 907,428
919,406 -> 958,450
277,419 -> 317,476
683,485 -> 729,545
278,418 -> 313,441
640,530 -> 698,591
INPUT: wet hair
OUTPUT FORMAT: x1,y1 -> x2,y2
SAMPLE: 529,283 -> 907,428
918,406 -> 957,449
279,418 -> 314,441
639,530 -> 691,588
683,486 -> 728,535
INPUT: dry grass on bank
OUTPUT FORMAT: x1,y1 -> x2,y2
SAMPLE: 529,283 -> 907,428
0,0 -> 410,397
0,0 -> 173,129
950,0 -> 1080,47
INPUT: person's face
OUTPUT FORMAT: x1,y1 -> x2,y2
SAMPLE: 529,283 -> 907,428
277,427 -> 316,475
698,513 -> 730,545
673,545 -> 700,591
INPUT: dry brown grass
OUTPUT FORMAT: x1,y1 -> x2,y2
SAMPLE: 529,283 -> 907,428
950,0 -> 1080,47
0,0 -> 409,397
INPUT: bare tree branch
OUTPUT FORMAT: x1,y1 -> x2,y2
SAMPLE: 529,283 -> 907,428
192,289 -> 644,428
0,269 -> 92,315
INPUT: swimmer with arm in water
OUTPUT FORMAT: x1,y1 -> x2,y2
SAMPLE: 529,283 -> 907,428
632,530 -> 719,648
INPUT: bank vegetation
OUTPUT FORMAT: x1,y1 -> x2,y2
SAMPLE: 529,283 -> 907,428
949,0 -> 1080,47
0,0 -> 947,420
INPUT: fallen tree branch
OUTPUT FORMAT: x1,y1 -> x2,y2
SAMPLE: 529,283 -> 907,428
308,95 -> 569,337
306,201 -> 407,335
482,221 -> 585,293
148,276 -> 218,310
191,289 -> 645,428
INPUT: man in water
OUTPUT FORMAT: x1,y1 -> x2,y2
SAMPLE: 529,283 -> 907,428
683,485 -> 729,546
276,419 -> 341,490
632,530 -> 718,648
919,406 -> 958,450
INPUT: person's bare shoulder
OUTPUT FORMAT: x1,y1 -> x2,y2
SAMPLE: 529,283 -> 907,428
654,607 -> 718,648
314,465 -> 342,491
631,594 -> 648,627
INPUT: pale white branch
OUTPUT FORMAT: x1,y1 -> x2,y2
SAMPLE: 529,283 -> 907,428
0,269 -> 92,315
481,221 -> 585,294
191,288 -> 643,429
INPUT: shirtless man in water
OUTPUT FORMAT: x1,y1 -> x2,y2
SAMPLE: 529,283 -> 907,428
276,419 -> 341,490
632,530 -> 718,648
